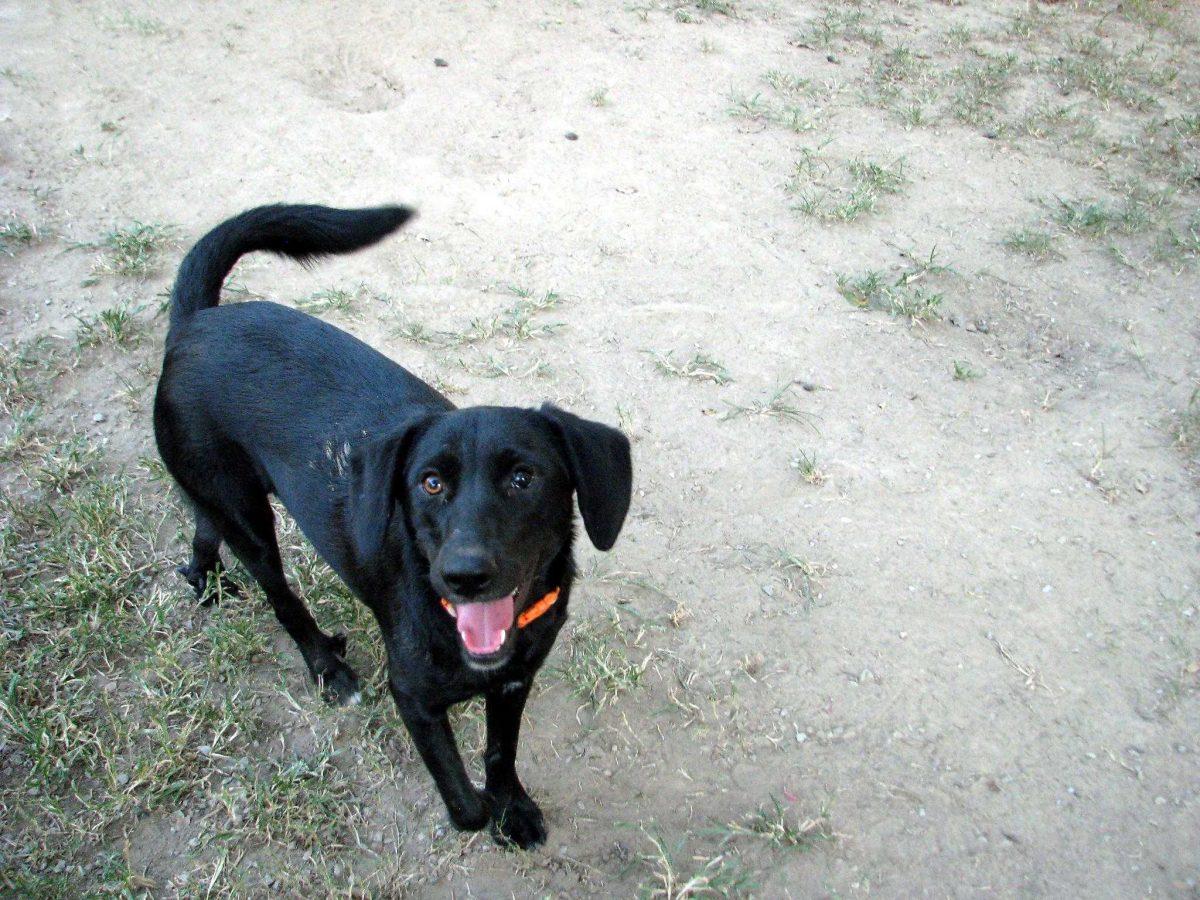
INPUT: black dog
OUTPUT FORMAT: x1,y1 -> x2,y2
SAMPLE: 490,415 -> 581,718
153,204 -> 632,848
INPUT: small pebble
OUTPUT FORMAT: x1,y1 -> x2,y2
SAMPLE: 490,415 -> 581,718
565,131 -> 579,141
433,58 -> 448,67
93,412 -> 106,423
826,54 -> 839,63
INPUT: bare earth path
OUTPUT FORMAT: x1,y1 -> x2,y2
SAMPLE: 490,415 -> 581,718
1,1 -> 1198,896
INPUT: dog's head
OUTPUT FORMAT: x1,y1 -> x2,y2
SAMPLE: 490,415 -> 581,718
348,404 -> 632,670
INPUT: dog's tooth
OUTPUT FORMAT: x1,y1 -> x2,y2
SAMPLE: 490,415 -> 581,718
499,629 -> 506,644
447,603 -> 456,618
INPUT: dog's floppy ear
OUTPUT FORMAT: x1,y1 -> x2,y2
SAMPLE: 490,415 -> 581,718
347,416 -> 432,563
539,404 -> 633,551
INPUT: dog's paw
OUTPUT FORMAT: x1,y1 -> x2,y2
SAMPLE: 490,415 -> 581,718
312,636 -> 361,706
448,793 -> 491,833
489,791 -> 547,850
316,659 -> 361,706
176,563 -> 240,606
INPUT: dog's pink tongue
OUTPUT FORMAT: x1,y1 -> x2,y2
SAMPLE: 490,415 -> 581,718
456,593 -> 515,655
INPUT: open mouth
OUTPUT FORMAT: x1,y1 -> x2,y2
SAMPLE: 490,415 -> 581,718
443,589 -> 519,658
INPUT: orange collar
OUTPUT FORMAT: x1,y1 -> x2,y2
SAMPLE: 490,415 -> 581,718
440,587 -> 561,629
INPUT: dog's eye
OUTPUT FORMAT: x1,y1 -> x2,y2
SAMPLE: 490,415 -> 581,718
421,474 -> 444,496
511,468 -> 534,490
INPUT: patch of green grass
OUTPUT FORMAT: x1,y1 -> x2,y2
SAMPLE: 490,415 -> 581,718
1004,226 -> 1059,259
723,797 -> 834,850
390,317 -> 443,345
1008,14 -> 1037,38
1160,213 -> 1200,267
217,748 -> 360,850
762,70 -> 811,97
948,52 -> 1017,125
790,450 -> 825,485
1,217 -> 39,253
74,301 -> 145,349
871,44 -> 930,89
1052,194 -> 1162,238
693,0 -> 736,16
953,360 -> 982,381
837,248 -> 952,323
1172,385 -> 1200,460
649,350 -> 732,385
460,290 -> 564,344
103,11 -> 168,36
35,435 -> 100,493
0,336 -> 60,416
295,284 -> 365,316
795,6 -> 881,48
1169,114 -> 1200,138
1039,37 -> 1159,110
943,24 -> 972,48
0,406 -> 46,464
457,352 -> 552,379
555,613 -> 649,710
730,76 -> 825,133
721,383 -> 819,428
1017,102 -> 1080,140
92,222 -> 174,278
590,87 -> 610,107
790,155 -> 908,222
638,828 -> 755,898
728,90 -> 774,122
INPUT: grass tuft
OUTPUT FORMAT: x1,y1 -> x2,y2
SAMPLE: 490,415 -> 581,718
1,216 -> 39,253
724,796 -> 834,850
837,248 -> 951,322
74,301 -> 145,349
649,350 -> 732,385
790,154 -> 908,222
721,383 -> 819,428
555,613 -> 649,710
639,828 -> 754,898
92,222 -> 174,278
791,450 -> 826,485
1004,227 -> 1059,259
295,285 -> 365,317
953,360 -> 982,381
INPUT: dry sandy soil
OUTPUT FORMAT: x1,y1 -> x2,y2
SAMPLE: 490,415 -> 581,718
2,0 -> 1199,896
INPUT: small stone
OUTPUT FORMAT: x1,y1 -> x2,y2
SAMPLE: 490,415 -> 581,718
564,131 -> 579,141
433,58 -> 448,67
93,412 -> 107,423
116,773 -> 129,785
826,54 -> 839,63
975,318 -> 990,334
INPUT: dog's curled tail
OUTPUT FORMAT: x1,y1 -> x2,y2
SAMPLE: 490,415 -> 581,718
169,203 -> 416,330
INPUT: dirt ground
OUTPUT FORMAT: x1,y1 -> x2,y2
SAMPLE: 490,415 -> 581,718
2,0 -> 1199,896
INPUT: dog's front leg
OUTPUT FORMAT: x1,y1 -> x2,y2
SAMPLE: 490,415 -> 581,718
390,686 -> 490,833
484,678 -> 547,848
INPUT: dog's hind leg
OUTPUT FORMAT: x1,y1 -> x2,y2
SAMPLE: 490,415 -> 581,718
177,504 -> 241,605
205,490 -> 361,706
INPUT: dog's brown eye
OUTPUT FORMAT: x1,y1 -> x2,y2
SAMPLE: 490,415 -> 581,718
421,474 -> 444,496
511,468 -> 533,490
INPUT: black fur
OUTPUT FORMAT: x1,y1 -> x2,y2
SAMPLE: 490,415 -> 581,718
153,204 -> 632,848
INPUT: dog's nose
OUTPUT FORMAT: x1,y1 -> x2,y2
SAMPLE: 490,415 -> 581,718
440,548 -> 499,598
